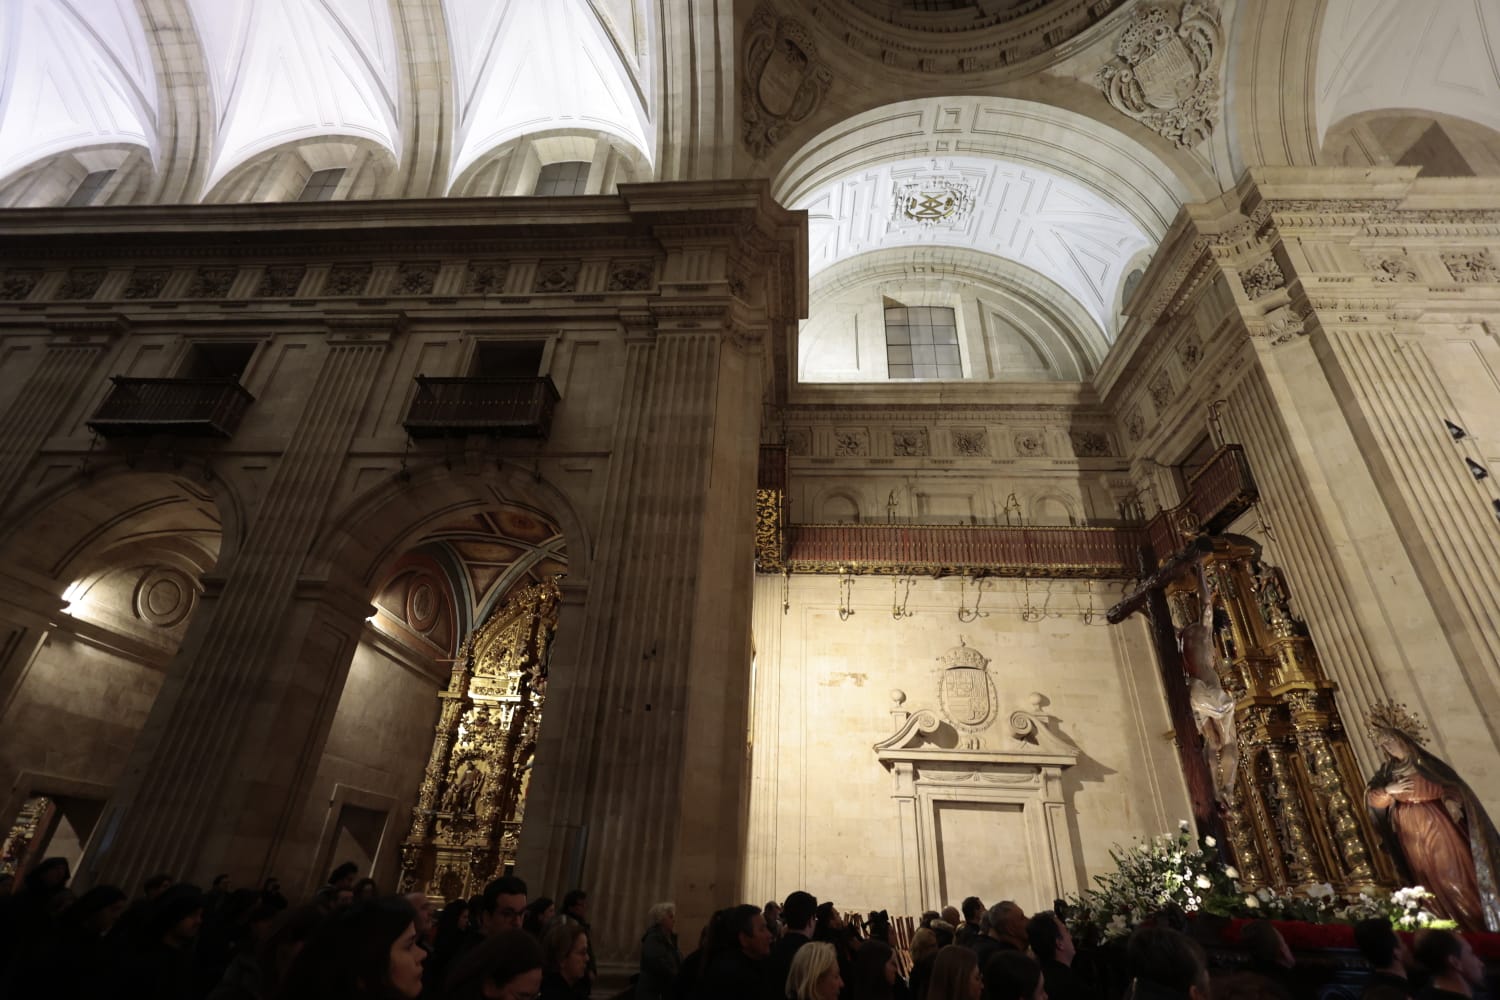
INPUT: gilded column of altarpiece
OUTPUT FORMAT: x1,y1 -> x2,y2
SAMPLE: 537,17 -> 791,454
1165,541 -> 1394,893
400,579 -> 561,901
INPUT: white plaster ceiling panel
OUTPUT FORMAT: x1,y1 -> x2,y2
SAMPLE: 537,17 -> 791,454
186,0 -> 401,189
795,157 -> 1152,338
444,0 -> 653,187
0,0 -> 159,180
1316,0 -> 1500,141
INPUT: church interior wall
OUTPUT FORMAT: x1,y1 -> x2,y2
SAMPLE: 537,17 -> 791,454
746,574 -> 1190,917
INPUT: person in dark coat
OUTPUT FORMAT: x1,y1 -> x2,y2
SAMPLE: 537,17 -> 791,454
1354,918 -> 1418,1000
694,903 -> 775,1000
540,920 -> 591,999
1024,911 -> 1089,1000
1124,927 -> 1210,1000
117,882 -> 207,1000
636,901 -> 682,1000
769,891 -> 818,998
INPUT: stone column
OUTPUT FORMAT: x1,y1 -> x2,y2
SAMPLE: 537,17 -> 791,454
79,323 -> 393,891
0,322 -> 119,509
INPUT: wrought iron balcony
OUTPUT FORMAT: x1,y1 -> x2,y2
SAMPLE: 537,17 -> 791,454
403,376 -> 560,439
87,376 -> 254,438
1144,444 -> 1259,565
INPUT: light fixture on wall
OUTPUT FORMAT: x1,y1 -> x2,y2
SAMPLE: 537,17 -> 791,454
1445,419 -> 1469,441
1466,458 -> 1489,481
957,574 -> 989,622
892,576 -> 915,619
838,564 -> 857,621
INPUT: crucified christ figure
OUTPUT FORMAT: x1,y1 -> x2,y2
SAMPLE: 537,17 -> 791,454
1179,561 -> 1240,807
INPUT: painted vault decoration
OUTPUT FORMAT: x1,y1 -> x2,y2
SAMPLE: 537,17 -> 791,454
1097,0 -> 1222,148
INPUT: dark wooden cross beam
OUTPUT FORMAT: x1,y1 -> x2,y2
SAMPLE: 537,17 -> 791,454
1105,535 -> 1215,624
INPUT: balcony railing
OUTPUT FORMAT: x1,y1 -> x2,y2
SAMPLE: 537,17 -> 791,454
87,377 -> 254,438
403,376 -> 560,439
1143,444 -> 1259,565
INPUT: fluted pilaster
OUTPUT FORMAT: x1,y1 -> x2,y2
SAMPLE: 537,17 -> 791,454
82,330 -> 390,890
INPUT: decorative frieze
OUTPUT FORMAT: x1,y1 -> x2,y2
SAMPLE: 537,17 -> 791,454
1178,330 -> 1203,371
1363,253 -> 1417,283
463,262 -> 507,295
1442,250 -> 1498,284
394,263 -> 437,296
123,268 -> 170,299
1013,431 -> 1047,457
1126,408 -> 1146,442
0,270 -> 41,301
1148,369 -> 1176,410
187,267 -> 236,299
1069,431 -> 1112,458
606,259 -> 654,292
952,428 -> 988,457
785,428 -> 812,457
1097,0 -> 1222,148
892,428 -> 929,457
256,265 -> 306,298
326,263 -> 373,296
833,429 -> 869,457
533,260 -> 580,294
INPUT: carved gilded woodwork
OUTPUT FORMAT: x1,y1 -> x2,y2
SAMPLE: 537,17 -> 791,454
399,578 -> 561,900
1165,541 -> 1393,893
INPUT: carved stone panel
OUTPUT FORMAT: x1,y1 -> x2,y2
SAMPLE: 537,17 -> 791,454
1442,250 -> 1499,283
123,268 -> 170,299
326,264 -> 373,296
1364,253 -> 1417,283
1097,0 -> 1222,148
0,270 -> 41,301
741,5 -> 833,159
187,267 -> 236,299
256,265 -> 306,298
606,259 -> 654,291
951,428 -> 988,457
395,263 -> 438,296
533,260 -> 581,294
1239,258 -> 1285,299
892,428 -> 930,457
833,428 -> 869,457
463,262 -> 508,295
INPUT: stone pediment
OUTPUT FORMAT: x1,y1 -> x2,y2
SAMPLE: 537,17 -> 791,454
873,702 -> 1080,769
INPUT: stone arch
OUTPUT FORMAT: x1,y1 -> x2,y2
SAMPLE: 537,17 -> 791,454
448,129 -> 651,198
802,247 -> 1105,382
1028,490 -> 1080,527
772,95 -> 1201,237
306,461 -> 593,599
816,488 -> 863,524
135,0 -> 216,204
0,145 -> 155,209
201,138 -> 399,204
1222,0 -> 1323,172
0,463 -> 239,586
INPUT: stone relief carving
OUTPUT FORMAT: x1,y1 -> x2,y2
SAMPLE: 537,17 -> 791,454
1442,250 -> 1499,284
1262,303 -> 1312,347
133,566 -> 197,628
606,259 -> 654,292
892,172 -> 978,229
892,428 -> 930,457
187,267 -> 235,299
951,428 -> 988,456
936,639 -> 999,749
741,5 -> 833,159
1364,253 -> 1418,283
0,270 -> 41,301
1069,430 -> 1111,457
1239,258 -> 1285,299
533,260 -> 581,294
123,268 -> 170,299
395,263 -> 437,296
785,428 -> 812,457
1178,331 -> 1203,371
1014,431 -> 1047,457
463,262 -> 508,295
326,264 -> 373,296
256,265 -> 306,298
1097,0 -> 1222,148
833,429 -> 870,457
1126,408 -> 1146,442
1148,369 -> 1176,410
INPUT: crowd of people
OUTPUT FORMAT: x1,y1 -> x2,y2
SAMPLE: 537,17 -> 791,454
0,857 -> 1490,1000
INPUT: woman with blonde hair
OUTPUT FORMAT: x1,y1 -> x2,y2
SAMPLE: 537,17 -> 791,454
785,940 -> 843,1000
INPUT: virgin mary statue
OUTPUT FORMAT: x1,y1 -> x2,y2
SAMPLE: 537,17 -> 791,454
1366,702 -> 1500,931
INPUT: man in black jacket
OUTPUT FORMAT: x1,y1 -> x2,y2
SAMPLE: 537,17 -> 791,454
767,890 -> 816,998
1025,911 -> 1089,1000
696,903 -> 775,1000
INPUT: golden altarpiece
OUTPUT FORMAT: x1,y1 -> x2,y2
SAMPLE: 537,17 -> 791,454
1163,541 -> 1396,893
399,579 -> 561,901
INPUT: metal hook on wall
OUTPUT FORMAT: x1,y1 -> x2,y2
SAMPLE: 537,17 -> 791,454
1019,576 -> 1044,623
1078,578 -> 1096,625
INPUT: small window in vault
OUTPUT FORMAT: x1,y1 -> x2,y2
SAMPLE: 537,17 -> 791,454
66,169 -> 115,207
885,305 -> 962,379
533,161 -> 590,196
471,340 -> 546,377
298,168 -> 346,202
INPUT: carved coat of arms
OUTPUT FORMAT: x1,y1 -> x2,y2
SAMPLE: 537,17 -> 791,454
1097,1 -> 1221,148
893,176 -> 977,229
937,638 -> 998,747
742,6 -> 833,158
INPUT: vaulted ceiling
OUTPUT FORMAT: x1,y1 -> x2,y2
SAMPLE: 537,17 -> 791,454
0,0 -> 655,195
